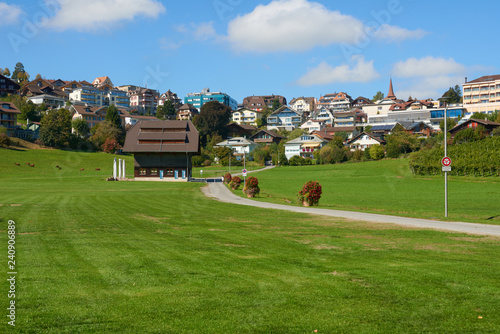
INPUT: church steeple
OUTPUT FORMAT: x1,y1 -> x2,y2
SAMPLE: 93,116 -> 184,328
387,78 -> 397,101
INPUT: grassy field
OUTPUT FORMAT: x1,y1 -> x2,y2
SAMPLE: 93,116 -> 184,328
233,160 -> 500,225
1,148 -> 500,333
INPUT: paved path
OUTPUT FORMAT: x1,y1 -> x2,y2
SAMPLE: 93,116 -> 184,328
202,182 -> 500,237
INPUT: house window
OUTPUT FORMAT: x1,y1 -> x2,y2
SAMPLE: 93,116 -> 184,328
167,168 -> 174,175
150,168 -> 158,176
139,168 -> 147,176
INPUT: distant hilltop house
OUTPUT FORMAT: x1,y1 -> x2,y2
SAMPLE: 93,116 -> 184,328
0,102 -> 21,136
289,97 -> 315,117
242,95 -> 287,112
0,74 -> 20,95
231,107 -> 262,127
122,120 -> 200,181
267,106 -> 304,131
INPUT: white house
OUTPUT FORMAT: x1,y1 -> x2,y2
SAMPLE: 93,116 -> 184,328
216,137 -> 257,159
267,106 -> 303,131
346,132 -> 385,151
284,134 -> 328,160
300,119 -> 325,133
311,107 -> 335,126
231,107 -> 262,127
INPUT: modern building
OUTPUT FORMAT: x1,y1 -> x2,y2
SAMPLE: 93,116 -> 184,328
231,107 -> 262,127
185,88 -> 238,110
0,102 -> 20,135
27,94 -> 65,109
284,134 -> 328,160
300,119 -> 325,133
122,120 -> 200,181
0,74 -> 20,95
267,106 -> 303,131
242,95 -> 287,112
311,107 -> 335,126
317,92 -> 353,112
462,75 -> 500,115
333,109 -> 366,127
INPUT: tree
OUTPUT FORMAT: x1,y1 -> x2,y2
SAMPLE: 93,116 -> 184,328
271,98 -> 282,111
35,74 -> 42,79
11,62 -> 27,82
193,101 -> 231,147
442,85 -> 462,104
372,91 -> 384,102
261,106 -> 272,126
72,118 -> 90,138
157,100 -> 177,120
90,120 -> 122,150
439,118 -> 457,132
385,125 -> 420,158
288,128 -> 305,140
20,100 -> 37,121
39,109 -> 72,148
105,105 -> 122,129
2,68 -> 10,77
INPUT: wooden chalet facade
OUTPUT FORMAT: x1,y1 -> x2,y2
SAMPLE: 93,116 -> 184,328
449,119 -> 500,138
122,120 -> 199,181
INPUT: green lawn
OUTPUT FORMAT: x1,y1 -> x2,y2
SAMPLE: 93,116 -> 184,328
234,160 -> 500,225
1,148 -> 500,333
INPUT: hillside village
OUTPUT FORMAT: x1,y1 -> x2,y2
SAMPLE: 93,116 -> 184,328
1,63 -> 500,181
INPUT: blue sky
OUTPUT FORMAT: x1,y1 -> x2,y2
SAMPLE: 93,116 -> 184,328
1,0 -> 498,103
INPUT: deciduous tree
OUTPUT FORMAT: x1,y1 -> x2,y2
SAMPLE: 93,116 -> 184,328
40,109 -> 72,148
193,101 -> 231,147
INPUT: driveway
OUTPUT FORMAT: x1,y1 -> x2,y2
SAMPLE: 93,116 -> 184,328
202,182 -> 500,237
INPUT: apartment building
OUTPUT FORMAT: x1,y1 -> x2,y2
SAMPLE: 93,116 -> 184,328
463,75 -> 500,114
185,88 -> 238,110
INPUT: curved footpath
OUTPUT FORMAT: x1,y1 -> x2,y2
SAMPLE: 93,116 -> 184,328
202,181 -> 500,237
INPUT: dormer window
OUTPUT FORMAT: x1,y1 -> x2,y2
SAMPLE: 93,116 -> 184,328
2,104 -> 10,109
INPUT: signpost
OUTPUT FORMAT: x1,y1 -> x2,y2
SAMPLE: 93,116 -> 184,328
242,169 -> 247,177
440,97 -> 450,218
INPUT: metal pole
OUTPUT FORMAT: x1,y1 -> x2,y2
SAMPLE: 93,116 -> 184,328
243,147 -> 246,184
229,146 -> 231,174
444,102 -> 448,218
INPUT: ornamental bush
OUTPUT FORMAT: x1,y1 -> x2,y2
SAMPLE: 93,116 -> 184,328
243,176 -> 260,198
297,181 -> 322,206
224,173 -> 232,184
230,176 -> 242,190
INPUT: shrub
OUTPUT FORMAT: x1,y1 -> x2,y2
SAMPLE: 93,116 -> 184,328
289,155 -> 309,166
192,155 -> 204,167
230,176 -> 242,190
370,145 -> 385,160
203,159 -> 212,167
351,149 -> 364,161
102,137 -> 121,154
0,133 -> 11,147
297,181 -> 322,206
243,176 -> 260,198
224,173 -> 232,184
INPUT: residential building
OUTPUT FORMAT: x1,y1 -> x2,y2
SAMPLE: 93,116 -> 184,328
347,132 -> 386,151
177,104 -> 199,121
242,95 -> 287,112
317,92 -> 353,112
69,86 -> 104,107
311,107 -> 335,126
300,119 -> 325,133
159,90 -> 182,108
267,106 -> 303,131
20,78 -> 68,102
0,102 -> 20,135
324,126 -> 359,140
124,115 -> 158,128
352,96 -> 372,108
92,76 -> 113,88
289,97 -> 315,118
0,74 -> 20,95
15,121 -> 40,140
462,75 -> 500,115
216,137 -> 257,158
185,88 -> 238,110
333,109 -> 366,127
251,129 -> 284,145
448,119 -> 500,138
231,107 -> 262,127
70,105 -> 130,129
27,94 -> 65,109
129,88 -> 159,114
122,120 -> 200,181
227,123 -> 257,138
284,134 -> 328,160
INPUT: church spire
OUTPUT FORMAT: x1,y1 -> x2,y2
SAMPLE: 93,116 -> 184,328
387,78 -> 396,101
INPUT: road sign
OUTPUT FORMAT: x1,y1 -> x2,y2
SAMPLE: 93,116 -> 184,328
442,166 -> 451,172
242,169 -> 247,176
441,157 -> 452,167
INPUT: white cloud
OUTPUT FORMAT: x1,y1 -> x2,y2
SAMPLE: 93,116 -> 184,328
45,0 -> 166,31
393,56 -> 466,78
0,2 -> 23,26
297,56 -> 380,86
226,0 -> 426,53
159,37 -> 183,51
192,22 -> 217,41
374,24 -> 427,43
395,75 -> 465,100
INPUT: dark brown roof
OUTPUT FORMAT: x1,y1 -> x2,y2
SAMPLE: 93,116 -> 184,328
251,129 -> 284,140
0,102 -> 21,114
347,132 -> 386,145
466,75 -> 500,84
449,119 -> 500,134
122,120 -> 199,153
325,126 -> 357,133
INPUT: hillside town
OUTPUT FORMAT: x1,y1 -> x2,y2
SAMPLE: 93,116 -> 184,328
1,63 -> 500,180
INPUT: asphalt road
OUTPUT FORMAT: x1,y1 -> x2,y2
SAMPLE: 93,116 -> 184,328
202,181 -> 500,237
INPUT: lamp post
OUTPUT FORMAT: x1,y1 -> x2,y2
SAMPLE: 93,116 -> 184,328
439,96 -> 451,217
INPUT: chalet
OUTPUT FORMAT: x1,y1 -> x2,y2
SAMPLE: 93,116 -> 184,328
0,74 -> 20,95
251,129 -> 284,145
347,132 -> 385,151
242,95 -> 287,112
448,119 -> 500,138
177,103 -> 199,121
0,102 -> 21,135
122,120 -> 200,181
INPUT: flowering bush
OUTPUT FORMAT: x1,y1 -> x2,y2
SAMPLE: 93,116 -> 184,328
224,173 -> 232,184
243,176 -> 260,198
229,176 -> 242,190
297,181 -> 322,206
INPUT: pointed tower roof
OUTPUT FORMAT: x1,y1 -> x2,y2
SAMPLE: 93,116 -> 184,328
387,78 -> 397,101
